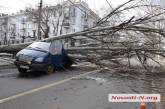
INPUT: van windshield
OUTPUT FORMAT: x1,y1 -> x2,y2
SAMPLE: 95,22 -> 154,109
26,42 -> 51,52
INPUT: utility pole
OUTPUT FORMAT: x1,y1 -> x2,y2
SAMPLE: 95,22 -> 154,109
22,18 -> 26,43
37,0 -> 42,40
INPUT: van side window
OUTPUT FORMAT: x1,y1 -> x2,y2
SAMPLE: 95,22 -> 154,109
49,40 -> 63,55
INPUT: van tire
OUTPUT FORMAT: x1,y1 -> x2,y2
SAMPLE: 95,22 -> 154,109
18,68 -> 27,77
46,64 -> 54,74
63,57 -> 73,68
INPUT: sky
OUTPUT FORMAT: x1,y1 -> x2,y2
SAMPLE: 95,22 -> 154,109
0,0 -> 126,15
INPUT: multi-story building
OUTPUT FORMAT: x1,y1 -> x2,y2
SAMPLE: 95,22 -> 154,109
0,1 -> 100,46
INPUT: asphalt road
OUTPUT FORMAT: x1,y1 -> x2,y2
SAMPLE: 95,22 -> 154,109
0,66 -> 164,109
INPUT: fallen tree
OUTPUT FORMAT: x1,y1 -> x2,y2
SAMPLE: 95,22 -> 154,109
1,0 -> 165,72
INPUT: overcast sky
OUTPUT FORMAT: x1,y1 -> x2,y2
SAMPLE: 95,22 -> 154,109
0,0 -> 126,15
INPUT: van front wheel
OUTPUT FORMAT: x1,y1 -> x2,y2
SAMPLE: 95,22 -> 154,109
18,68 -> 27,77
46,64 -> 54,74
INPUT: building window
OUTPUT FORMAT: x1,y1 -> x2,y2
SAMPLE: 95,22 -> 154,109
12,40 -> 14,44
34,23 -> 37,29
28,32 -> 30,37
65,28 -> 69,34
33,30 -> 36,38
84,12 -> 88,21
72,28 -> 76,32
72,8 -> 76,17
64,8 -> 70,18
72,18 -> 75,25
28,24 -> 31,29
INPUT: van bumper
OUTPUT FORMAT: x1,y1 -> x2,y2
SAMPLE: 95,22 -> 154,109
14,61 -> 48,72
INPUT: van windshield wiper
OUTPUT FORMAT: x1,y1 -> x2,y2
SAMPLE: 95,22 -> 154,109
34,47 -> 43,50
26,46 -> 47,52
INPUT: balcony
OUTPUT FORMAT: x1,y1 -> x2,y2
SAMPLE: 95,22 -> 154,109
63,22 -> 70,28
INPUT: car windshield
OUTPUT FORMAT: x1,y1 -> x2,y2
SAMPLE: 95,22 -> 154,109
26,42 -> 51,52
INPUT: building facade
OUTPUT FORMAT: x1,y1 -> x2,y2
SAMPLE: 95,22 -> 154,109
0,1 -> 100,46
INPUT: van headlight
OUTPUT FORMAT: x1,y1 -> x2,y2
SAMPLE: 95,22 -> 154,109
35,57 -> 44,62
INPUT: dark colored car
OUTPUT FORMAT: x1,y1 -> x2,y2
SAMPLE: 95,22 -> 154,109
14,41 -> 73,76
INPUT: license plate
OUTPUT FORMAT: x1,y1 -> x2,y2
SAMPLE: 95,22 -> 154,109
20,65 -> 29,69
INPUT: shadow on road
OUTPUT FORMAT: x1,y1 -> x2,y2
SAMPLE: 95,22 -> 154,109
17,71 -> 46,78
17,66 -> 77,78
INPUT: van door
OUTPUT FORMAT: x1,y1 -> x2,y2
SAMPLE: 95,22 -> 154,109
49,40 -> 63,69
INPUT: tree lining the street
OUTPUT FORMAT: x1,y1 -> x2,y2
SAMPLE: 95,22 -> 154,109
25,4 -> 65,39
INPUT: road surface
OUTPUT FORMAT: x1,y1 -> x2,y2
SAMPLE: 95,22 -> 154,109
0,65 -> 164,109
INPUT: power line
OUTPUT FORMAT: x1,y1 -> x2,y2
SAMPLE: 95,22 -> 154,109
67,0 -> 86,13
105,0 -> 122,22
37,0 -> 42,40
105,0 -> 113,10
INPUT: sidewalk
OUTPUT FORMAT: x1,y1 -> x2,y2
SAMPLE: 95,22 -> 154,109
0,58 -> 15,69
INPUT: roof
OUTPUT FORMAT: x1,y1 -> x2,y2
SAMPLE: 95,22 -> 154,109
0,1 -> 100,20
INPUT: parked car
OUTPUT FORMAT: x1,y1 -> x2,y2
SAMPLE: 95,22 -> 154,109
14,41 -> 73,76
